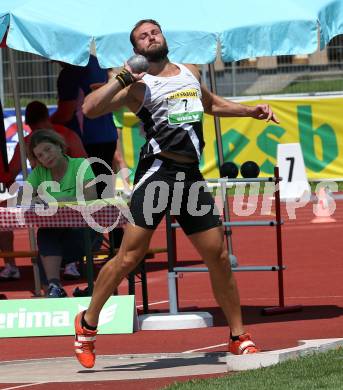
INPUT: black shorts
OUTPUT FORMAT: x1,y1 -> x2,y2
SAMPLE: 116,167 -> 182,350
129,156 -> 222,235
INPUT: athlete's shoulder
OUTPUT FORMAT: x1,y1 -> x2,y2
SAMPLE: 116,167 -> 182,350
182,64 -> 201,80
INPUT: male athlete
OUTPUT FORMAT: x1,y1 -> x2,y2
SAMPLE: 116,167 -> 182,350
74,19 -> 279,368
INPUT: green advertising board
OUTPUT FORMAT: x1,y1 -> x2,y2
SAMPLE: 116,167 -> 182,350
0,296 -> 137,338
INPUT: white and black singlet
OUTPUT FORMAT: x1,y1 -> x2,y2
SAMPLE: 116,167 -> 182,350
130,63 -> 222,235
136,64 -> 205,162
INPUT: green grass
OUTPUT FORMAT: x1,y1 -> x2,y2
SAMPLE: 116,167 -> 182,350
163,348 -> 343,390
281,79 -> 343,94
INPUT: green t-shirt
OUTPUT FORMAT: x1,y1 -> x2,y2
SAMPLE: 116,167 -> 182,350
27,156 -> 95,201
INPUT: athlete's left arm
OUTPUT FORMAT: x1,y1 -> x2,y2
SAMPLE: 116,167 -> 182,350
185,64 -> 279,123
203,86 -> 279,123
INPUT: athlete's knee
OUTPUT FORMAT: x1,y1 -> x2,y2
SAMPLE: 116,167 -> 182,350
215,246 -> 230,269
219,246 -> 229,263
205,242 -> 228,267
115,251 -> 143,275
210,239 -> 227,260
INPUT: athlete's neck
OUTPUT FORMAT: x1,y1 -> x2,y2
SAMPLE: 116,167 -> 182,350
148,59 -> 180,77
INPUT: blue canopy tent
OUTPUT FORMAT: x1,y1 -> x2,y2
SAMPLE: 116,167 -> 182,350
1,0 -> 342,67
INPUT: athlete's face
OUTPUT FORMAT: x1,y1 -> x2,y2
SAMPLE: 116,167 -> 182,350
133,23 -> 169,62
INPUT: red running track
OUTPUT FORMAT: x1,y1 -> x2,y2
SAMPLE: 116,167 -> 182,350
1,197 -> 343,389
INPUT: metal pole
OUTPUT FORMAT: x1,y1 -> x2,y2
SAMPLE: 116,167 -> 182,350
273,167 -> 285,308
232,62 -> 237,97
84,229 -> 94,295
200,64 -> 207,88
262,167 -> 302,315
166,211 -> 179,314
9,49 -> 27,178
0,50 -> 4,105
9,48 -> 41,296
208,63 -> 225,168
208,63 -> 237,266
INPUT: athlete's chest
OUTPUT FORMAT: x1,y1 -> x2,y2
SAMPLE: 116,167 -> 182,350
145,76 -> 204,126
146,75 -> 202,106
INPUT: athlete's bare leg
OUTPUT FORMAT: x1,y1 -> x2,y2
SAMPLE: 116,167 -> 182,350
188,225 -> 244,336
84,224 -> 154,327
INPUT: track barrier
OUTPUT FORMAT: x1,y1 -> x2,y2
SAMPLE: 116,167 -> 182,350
166,167 -> 302,316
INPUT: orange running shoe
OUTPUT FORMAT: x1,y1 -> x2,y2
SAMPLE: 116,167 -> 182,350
74,311 -> 98,368
229,333 -> 260,355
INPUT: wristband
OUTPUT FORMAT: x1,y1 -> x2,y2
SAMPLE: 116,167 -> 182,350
115,68 -> 135,89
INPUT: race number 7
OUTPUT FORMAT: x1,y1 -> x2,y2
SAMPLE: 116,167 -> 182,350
285,157 -> 295,182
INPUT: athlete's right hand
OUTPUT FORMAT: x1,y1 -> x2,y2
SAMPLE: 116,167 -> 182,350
124,63 -> 146,81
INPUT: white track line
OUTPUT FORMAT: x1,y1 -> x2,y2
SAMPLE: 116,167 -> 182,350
241,295 -> 343,300
136,300 -> 168,308
183,343 -> 227,353
1,383 -> 48,390
178,295 -> 343,302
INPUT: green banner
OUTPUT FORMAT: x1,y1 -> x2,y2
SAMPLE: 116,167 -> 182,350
0,296 -> 136,338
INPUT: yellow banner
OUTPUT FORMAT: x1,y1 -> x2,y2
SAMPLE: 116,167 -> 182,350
120,97 -> 343,179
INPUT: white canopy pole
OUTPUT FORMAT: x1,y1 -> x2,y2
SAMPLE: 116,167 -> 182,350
208,63 -> 237,266
208,63 -> 225,168
0,50 -> 4,105
9,49 -> 28,179
9,48 -> 42,296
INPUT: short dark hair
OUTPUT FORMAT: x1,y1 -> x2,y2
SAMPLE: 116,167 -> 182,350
25,101 -> 49,126
129,19 -> 162,47
28,129 -> 66,161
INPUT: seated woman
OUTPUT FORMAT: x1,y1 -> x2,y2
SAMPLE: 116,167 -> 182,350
25,129 -> 97,298
0,101 -> 89,280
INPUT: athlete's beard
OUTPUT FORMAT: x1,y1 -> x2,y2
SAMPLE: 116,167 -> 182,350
139,40 -> 169,62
